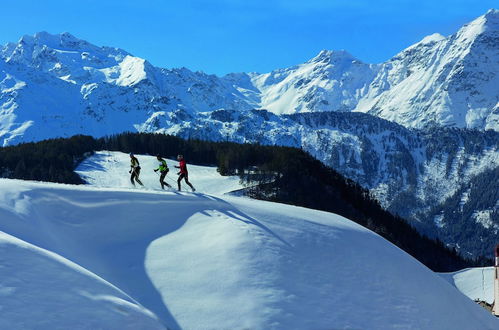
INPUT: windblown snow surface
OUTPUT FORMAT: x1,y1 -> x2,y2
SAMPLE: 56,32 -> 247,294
0,151 -> 497,329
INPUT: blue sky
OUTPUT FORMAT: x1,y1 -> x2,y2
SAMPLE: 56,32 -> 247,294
0,0 -> 496,75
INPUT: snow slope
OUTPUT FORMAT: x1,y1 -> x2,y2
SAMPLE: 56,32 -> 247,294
0,231 -> 163,330
0,155 -> 497,329
440,267 -> 495,304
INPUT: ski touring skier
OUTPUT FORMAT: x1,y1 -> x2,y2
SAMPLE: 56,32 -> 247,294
175,154 -> 195,192
154,155 -> 172,189
129,153 -> 143,186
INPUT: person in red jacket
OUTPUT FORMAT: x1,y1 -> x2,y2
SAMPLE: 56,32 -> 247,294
175,154 -> 196,192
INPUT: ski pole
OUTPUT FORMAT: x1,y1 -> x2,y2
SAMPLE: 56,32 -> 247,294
166,175 -> 177,184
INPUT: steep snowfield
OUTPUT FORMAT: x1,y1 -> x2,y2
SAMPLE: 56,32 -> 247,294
0,154 -> 497,329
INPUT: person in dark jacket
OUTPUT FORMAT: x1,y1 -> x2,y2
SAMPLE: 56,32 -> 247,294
175,154 -> 195,192
154,155 -> 171,189
129,153 -> 143,186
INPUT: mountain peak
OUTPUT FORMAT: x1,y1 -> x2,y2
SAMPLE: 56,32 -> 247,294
19,31 -> 85,49
420,33 -> 446,45
483,8 -> 499,28
310,49 -> 358,65
402,33 -> 446,53
484,8 -> 499,18
456,8 -> 499,41
15,32 -> 125,57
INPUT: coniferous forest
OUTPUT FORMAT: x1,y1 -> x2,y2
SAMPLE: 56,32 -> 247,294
0,132 -> 489,271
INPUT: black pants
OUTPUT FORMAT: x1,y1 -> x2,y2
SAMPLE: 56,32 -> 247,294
177,173 -> 195,191
131,168 -> 143,186
159,171 -> 171,189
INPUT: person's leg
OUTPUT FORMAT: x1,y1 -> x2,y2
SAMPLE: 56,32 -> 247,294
130,171 -> 136,185
160,172 -> 166,189
177,173 -> 184,191
163,171 -> 171,188
184,173 -> 195,191
135,169 -> 143,186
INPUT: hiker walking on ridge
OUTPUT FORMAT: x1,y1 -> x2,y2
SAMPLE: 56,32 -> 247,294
154,155 -> 171,189
129,153 -> 143,186
175,154 -> 195,192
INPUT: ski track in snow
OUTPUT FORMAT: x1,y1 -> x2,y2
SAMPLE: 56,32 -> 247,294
0,151 -> 497,329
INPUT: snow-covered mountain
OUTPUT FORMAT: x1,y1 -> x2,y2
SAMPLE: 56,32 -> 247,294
355,9 -> 499,131
230,50 -> 379,115
0,153 -> 497,329
226,9 -> 499,130
0,10 -> 498,257
1,10 -> 499,147
0,32 -> 255,146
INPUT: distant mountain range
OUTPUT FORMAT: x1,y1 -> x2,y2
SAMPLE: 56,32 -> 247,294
0,9 -> 498,257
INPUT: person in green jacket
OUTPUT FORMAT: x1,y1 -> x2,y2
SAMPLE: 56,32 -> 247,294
154,155 -> 171,189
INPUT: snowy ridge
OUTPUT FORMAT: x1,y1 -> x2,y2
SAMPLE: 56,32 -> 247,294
0,153 -> 498,328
